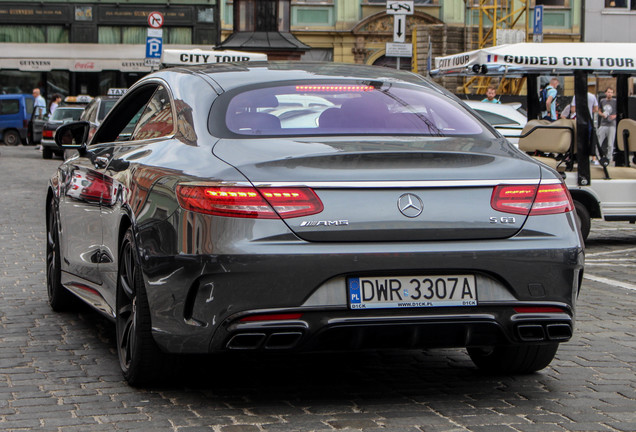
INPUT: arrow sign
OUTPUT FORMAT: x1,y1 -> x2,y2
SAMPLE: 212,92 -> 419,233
393,15 -> 406,43
387,1 -> 414,15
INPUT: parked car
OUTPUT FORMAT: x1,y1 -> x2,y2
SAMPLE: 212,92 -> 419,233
0,94 -> 33,145
31,95 -> 92,145
80,92 -> 121,141
46,62 -> 583,386
41,106 -> 85,159
465,100 -> 528,146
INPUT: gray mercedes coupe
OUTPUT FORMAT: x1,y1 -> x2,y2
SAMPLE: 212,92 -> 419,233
46,62 -> 584,386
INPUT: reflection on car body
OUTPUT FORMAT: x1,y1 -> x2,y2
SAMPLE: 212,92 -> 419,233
45,62 -> 584,386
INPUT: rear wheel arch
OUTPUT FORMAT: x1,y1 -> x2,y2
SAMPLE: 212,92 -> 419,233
118,215 -> 132,260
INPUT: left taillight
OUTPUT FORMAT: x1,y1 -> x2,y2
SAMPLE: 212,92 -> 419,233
175,185 -> 323,219
42,130 -> 54,138
491,182 -> 573,215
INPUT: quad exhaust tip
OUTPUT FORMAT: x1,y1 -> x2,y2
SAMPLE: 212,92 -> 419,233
516,323 -> 572,342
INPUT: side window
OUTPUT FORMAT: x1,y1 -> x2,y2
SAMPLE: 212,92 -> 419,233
89,84 -> 160,145
131,86 -> 174,141
0,99 -> 20,115
116,107 -> 145,141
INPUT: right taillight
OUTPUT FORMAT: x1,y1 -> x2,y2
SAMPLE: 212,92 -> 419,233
491,182 -> 573,215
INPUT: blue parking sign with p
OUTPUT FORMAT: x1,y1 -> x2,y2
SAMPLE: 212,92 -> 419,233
146,37 -> 163,58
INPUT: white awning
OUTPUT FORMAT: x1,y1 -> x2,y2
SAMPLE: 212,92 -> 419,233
0,43 -> 152,72
433,43 -> 636,76
0,44 -> 266,73
162,49 -> 267,66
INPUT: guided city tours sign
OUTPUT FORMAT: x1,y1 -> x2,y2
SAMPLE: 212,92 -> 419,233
433,43 -> 636,75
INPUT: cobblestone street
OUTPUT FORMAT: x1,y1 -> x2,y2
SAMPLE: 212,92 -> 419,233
1,145 -> 635,432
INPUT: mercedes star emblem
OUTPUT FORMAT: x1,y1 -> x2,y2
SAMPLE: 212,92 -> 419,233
398,193 -> 423,218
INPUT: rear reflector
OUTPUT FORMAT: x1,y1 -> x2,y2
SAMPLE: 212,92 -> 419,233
176,185 -> 323,219
240,313 -> 303,322
491,183 -> 573,215
514,306 -> 566,314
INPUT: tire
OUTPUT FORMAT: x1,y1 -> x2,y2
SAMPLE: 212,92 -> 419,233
47,203 -> 79,311
467,343 -> 559,374
116,228 -> 170,386
42,147 -> 53,159
573,200 -> 591,241
3,129 -> 21,146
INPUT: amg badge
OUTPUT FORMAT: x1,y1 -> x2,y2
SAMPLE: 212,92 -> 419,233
300,220 -> 349,227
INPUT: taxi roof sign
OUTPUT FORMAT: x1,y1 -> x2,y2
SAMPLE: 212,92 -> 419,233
64,95 -> 93,104
107,88 -> 127,96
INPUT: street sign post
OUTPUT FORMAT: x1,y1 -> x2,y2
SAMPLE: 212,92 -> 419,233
386,1 -> 414,15
145,11 -> 164,69
393,15 -> 406,43
386,42 -> 412,58
148,11 -> 164,29
386,1 -> 413,69
533,5 -> 543,43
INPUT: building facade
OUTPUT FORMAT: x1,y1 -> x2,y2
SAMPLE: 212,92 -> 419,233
218,0 -> 581,70
0,1 -> 219,97
584,0 -> 636,41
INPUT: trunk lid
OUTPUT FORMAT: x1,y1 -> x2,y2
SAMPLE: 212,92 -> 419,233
213,137 -> 541,242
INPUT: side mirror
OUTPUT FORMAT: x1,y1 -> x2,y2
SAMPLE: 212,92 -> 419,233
55,121 -> 90,151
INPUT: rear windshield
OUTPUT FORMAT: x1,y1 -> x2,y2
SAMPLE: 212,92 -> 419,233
222,83 -> 489,137
51,108 -> 83,121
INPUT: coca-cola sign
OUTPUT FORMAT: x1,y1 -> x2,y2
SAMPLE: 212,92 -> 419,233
74,62 -> 95,70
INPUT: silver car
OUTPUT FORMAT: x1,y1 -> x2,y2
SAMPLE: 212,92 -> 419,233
46,62 -> 584,386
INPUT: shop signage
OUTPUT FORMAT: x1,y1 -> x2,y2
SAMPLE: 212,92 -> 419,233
0,5 -> 70,23
98,6 -> 192,25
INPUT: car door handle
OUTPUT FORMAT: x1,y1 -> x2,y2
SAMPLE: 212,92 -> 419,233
94,156 -> 109,169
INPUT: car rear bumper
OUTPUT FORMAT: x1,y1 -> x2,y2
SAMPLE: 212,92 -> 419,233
138,222 -> 582,354
41,139 -> 58,149
215,307 -> 573,352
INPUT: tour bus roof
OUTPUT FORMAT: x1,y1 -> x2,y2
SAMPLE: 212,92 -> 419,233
431,43 -> 636,77
162,48 -> 267,66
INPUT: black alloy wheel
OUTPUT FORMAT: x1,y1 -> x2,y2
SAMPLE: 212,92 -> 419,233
467,343 -> 559,374
46,203 -> 78,311
116,228 -> 169,386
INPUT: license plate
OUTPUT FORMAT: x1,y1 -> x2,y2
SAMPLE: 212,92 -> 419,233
347,275 -> 477,309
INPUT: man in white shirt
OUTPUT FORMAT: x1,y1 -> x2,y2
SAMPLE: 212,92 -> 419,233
32,88 -> 46,119
570,92 -> 599,120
